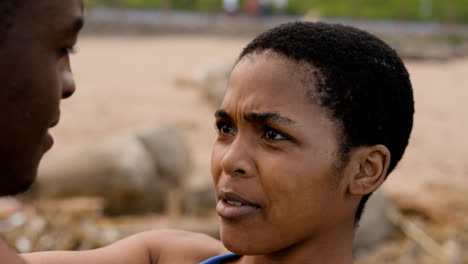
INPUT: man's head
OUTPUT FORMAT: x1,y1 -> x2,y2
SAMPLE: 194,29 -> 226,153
0,0 -> 84,195
238,22 -> 414,224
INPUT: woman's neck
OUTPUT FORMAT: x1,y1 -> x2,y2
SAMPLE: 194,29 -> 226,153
232,224 -> 355,264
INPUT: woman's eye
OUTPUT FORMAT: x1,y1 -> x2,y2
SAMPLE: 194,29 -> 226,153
216,121 -> 235,135
264,127 -> 289,140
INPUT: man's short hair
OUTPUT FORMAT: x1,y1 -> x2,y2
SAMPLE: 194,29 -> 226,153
239,21 -> 414,224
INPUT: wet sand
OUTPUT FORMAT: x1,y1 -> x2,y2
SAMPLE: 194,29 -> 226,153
47,35 -> 468,200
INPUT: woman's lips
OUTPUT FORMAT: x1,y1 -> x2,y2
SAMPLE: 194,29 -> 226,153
216,199 -> 261,219
216,190 -> 262,219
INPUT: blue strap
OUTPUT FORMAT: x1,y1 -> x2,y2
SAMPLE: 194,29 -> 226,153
200,253 -> 241,264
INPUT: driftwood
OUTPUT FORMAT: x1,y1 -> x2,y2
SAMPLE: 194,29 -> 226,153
387,206 -> 462,264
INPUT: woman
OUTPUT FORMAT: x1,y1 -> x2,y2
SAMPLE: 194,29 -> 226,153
22,21 -> 414,264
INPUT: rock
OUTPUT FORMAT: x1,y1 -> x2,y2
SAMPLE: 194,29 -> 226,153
175,63 -> 232,106
353,189 -> 394,255
31,125 -> 193,215
183,182 -> 216,217
32,135 -> 163,214
137,125 -> 192,189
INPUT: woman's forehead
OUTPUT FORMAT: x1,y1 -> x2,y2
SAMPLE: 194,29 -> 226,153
227,53 -> 319,108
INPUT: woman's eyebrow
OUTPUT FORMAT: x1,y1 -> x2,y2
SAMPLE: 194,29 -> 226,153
214,109 -> 231,119
215,109 -> 296,125
245,112 -> 296,125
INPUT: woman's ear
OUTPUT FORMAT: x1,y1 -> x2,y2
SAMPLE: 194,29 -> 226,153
347,145 -> 391,196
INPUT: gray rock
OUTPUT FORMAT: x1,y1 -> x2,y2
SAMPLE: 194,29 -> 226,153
177,63 -> 232,107
33,135 -> 162,214
353,189 -> 394,256
183,183 -> 216,217
137,125 -> 192,188
31,125 -> 192,215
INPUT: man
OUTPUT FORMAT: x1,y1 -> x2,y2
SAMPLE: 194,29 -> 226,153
0,0 -> 84,196
0,0 -> 84,262
0,2 -> 226,263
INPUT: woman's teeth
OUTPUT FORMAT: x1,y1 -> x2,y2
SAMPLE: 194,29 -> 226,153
226,200 -> 243,206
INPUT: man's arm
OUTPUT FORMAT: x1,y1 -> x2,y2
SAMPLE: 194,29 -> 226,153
1,238 -> 27,264
21,229 -> 227,264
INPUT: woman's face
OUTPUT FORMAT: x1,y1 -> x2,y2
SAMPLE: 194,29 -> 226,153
211,53 -> 356,255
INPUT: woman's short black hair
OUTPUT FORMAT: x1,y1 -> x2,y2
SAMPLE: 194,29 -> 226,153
239,21 -> 414,224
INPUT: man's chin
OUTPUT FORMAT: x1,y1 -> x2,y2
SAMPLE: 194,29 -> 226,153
0,181 -> 34,197
0,170 -> 37,196
15,179 -> 35,195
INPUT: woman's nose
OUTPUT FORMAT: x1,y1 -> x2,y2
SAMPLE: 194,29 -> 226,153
219,137 -> 256,178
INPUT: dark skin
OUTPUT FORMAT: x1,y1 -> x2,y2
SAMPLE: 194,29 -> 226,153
0,0 -> 83,262
0,0 -> 83,196
0,1 -> 227,263
21,53 -> 391,264
211,53 -> 390,264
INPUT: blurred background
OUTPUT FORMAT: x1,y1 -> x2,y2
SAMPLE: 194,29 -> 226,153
1,0 -> 468,263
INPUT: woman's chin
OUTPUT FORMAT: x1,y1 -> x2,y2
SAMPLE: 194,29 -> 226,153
220,230 -> 271,256
222,241 -> 256,256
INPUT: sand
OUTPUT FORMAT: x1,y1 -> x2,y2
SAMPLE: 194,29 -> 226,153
46,35 -> 468,202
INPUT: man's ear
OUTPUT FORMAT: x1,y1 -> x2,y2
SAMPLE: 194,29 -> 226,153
347,145 -> 391,196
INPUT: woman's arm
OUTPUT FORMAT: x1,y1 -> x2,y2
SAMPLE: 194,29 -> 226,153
21,229 -> 227,264
22,231 -> 154,264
